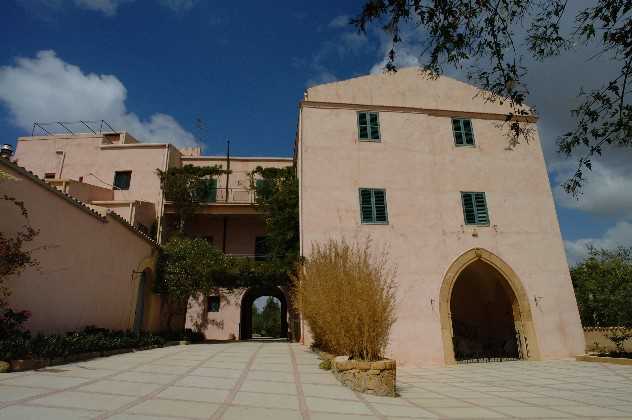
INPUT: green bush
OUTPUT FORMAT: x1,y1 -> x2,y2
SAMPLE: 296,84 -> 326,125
0,325 -> 166,361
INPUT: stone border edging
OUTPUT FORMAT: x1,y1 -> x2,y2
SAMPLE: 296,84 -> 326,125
318,350 -> 396,397
4,340 -> 189,372
576,354 -> 632,365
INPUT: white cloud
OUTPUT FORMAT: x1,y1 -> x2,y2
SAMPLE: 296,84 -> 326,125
0,50 -> 197,148
552,159 -> 632,218
565,221 -> 632,265
73,0 -> 130,16
158,0 -> 198,13
329,15 -> 350,29
306,71 -> 337,88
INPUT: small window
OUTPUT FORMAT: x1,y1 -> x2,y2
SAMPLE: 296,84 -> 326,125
461,192 -> 489,225
113,171 -> 132,190
359,188 -> 388,224
255,236 -> 268,261
357,111 -> 380,141
207,296 -> 220,312
44,173 -> 55,179
452,118 -> 475,146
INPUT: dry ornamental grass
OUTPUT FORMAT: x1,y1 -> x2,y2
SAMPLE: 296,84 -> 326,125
292,239 -> 396,361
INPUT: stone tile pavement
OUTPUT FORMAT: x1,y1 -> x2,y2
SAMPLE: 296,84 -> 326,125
0,341 -> 630,419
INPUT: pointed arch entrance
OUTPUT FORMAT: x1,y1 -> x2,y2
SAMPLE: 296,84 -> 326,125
239,286 -> 288,340
439,248 -> 540,364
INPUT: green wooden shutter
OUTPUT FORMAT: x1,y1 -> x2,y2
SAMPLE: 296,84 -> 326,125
359,188 -> 374,223
369,112 -> 380,140
452,118 -> 475,146
206,178 -> 217,202
372,189 -> 387,223
358,112 -> 380,141
358,112 -> 369,140
359,188 -> 388,224
473,192 -> 489,224
461,192 -> 489,225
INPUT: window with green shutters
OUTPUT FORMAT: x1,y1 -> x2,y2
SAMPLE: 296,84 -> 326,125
204,178 -> 217,203
359,188 -> 388,224
357,111 -> 381,141
452,118 -> 475,146
461,192 -> 489,225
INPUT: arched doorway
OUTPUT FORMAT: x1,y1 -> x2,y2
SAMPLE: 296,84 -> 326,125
439,248 -> 540,364
133,268 -> 152,333
239,286 -> 288,340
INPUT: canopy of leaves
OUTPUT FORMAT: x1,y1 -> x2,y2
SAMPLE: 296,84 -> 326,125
156,236 -> 291,302
571,246 -> 632,328
155,236 -> 227,301
157,164 -> 228,234
353,0 -> 631,195
250,166 -> 299,272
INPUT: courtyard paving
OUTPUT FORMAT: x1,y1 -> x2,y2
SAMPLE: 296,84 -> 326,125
0,341 -> 630,419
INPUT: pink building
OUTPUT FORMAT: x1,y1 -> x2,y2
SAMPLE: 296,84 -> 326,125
296,69 -> 585,366
7,131 -> 293,338
5,69 -> 585,367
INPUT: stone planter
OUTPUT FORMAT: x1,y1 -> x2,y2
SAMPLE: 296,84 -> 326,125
329,355 -> 396,397
576,354 -> 632,366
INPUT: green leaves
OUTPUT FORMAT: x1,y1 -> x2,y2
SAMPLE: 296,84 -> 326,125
571,247 -> 632,328
250,166 -> 299,273
156,164 -> 228,234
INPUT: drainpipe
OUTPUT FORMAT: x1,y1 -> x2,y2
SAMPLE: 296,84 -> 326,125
157,144 -> 170,244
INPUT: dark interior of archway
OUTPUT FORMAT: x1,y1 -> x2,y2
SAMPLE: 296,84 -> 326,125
450,260 -> 520,362
240,287 -> 288,340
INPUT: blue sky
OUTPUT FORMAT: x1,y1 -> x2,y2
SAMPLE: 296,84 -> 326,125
1,0 -> 631,264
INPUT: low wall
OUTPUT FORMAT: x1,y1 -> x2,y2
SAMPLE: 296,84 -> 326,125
330,355 -> 396,397
584,327 -> 632,353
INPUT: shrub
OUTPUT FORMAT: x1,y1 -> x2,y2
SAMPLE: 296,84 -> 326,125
292,239 -> 396,361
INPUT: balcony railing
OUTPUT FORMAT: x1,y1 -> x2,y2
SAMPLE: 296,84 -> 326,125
202,188 -> 256,204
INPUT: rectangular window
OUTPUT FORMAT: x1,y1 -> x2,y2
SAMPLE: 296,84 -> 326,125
113,171 -> 132,190
255,236 -> 268,261
207,296 -> 220,312
44,173 -> 55,179
357,111 -> 381,141
461,192 -> 489,225
204,178 -> 217,202
452,118 -> 475,146
359,188 -> 388,224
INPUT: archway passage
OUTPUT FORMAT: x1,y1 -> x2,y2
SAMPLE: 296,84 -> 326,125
439,248 -> 541,365
450,260 -> 520,362
240,286 -> 288,340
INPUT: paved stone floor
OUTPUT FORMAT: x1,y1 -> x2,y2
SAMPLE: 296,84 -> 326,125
0,342 -> 631,419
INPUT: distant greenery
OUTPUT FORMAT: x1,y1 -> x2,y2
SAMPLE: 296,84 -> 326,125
252,297 -> 282,338
157,164 -> 228,234
250,166 -> 299,273
571,247 -> 632,328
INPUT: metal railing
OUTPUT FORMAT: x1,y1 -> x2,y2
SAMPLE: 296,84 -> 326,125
202,188 -> 256,204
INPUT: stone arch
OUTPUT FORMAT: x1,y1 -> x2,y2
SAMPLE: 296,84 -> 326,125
439,248 -> 540,364
239,286 -> 288,340
131,252 -> 159,332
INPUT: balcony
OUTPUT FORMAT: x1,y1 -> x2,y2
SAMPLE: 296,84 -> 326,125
164,188 -> 260,216
206,188 -> 257,204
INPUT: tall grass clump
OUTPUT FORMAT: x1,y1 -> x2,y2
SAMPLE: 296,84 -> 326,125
292,239 -> 396,361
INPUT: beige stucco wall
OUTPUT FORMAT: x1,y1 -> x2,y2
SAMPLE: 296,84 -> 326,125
0,162 -> 160,334
14,134 -> 169,216
298,70 -> 585,366
186,290 -> 244,340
